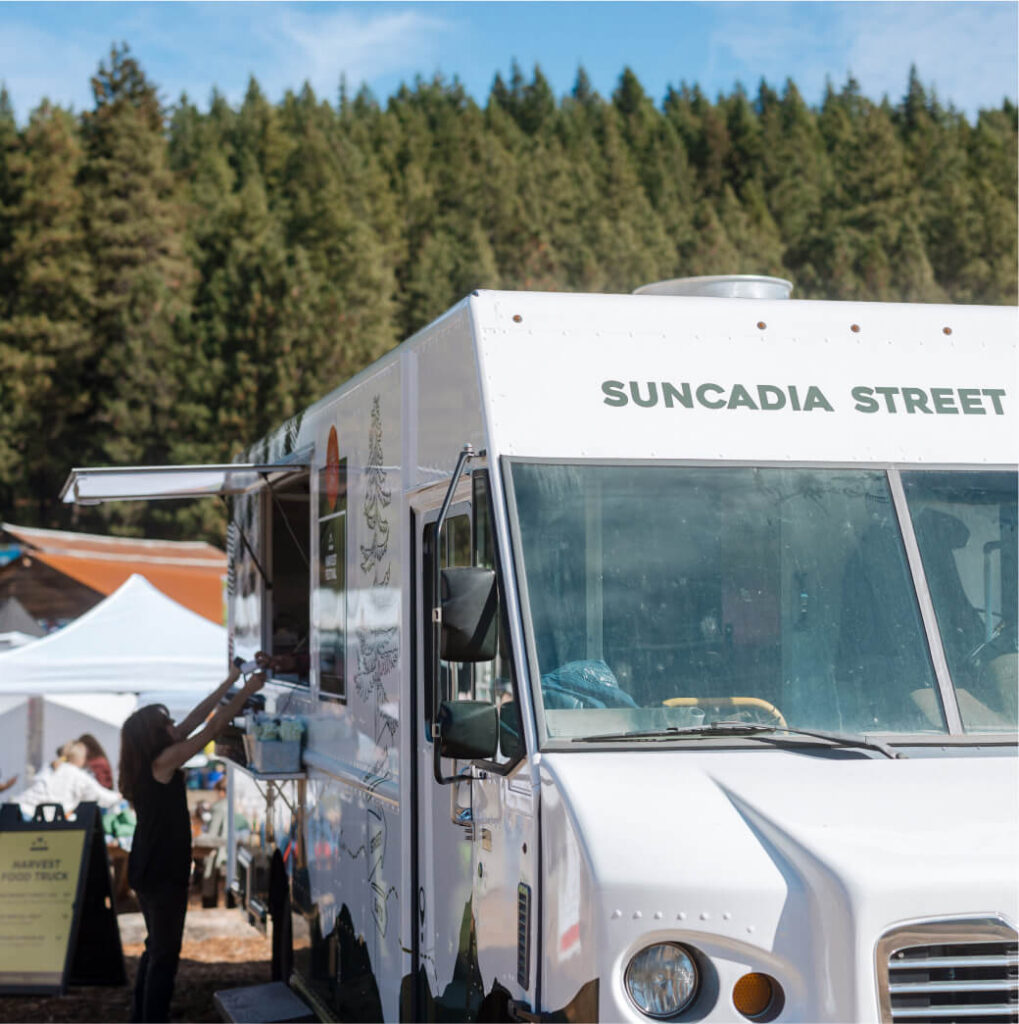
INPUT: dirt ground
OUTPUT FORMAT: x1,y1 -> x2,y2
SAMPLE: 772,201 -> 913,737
0,908 -> 272,1024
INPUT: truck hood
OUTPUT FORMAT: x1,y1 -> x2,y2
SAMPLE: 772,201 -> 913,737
540,747 -> 1018,1021
542,746 -> 1019,922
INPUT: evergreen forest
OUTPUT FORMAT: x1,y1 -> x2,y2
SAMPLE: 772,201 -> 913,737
0,47 -> 1015,542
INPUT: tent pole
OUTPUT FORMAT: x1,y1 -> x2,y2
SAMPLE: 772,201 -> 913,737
27,695 -> 43,776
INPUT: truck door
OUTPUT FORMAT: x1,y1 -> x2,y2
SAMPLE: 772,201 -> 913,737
413,500 -> 479,1017
411,473 -> 537,1021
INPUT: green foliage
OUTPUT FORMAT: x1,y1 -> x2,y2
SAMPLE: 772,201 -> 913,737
75,46 -> 195,535
0,102 -> 93,523
0,54 -> 1014,542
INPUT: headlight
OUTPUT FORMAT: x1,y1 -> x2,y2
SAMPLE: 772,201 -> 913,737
625,942 -> 699,1018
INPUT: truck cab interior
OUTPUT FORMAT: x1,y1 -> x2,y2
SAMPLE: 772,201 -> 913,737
508,463 -> 1018,742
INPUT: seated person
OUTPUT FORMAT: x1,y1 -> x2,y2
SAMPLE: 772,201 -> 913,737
200,777 -> 249,905
78,732 -> 114,789
11,741 -> 121,818
541,659 -> 639,710
192,800 -> 212,838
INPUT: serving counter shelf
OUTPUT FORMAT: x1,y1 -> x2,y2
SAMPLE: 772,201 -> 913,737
224,757 -> 306,932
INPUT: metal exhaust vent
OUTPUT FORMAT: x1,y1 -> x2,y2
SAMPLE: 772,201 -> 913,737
633,275 -> 793,299
517,882 -> 532,989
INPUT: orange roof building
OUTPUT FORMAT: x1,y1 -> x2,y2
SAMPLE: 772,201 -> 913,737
0,523 -> 226,624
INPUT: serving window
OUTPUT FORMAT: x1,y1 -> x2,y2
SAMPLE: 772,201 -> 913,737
265,473 -> 311,685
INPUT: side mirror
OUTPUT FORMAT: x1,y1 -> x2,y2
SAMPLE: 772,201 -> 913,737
440,567 -> 498,662
437,700 -> 498,760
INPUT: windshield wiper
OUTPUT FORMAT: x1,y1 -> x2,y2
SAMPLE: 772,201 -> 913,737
574,721 -> 906,759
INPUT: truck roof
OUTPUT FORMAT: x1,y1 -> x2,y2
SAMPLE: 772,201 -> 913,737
470,290 -> 1017,465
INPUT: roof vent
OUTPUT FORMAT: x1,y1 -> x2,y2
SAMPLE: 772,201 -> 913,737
633,275 -> 793,299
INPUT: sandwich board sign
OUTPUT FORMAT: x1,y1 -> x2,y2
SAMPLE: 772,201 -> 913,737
0,801 -> 125,994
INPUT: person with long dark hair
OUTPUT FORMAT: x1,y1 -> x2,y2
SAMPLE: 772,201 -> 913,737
119,664 -> 264,1023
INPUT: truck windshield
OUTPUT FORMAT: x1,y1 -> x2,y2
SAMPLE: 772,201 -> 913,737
902,470 -> 1017,732
510,464 -> 1019,741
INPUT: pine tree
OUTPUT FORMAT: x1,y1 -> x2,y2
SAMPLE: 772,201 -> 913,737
963,102 -> 1018,302
723,85 -> 764,197
591,103 -> 672,290
762,80 -> 832,295
571,67 -> 597,110
683,198 -> 740,277
0,86 -> 19,304
810,76 -> 913,298
2,55 -> 1018,538
0,102 -> 95,524
517,65 -> 556,137
0,89 -> 27,514
277,82 -> 398,372
78,45 -> 195,533
696,91 -> 732,198
233,77 -> 291,196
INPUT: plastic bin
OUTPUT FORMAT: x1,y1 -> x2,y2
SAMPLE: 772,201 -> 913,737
252,739 -> 301,774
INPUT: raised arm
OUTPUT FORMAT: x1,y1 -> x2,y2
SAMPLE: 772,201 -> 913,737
152,673 -> 265,783
173,662 -> 242,740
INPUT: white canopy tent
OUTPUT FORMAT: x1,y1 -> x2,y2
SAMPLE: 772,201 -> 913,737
0,692 -> 138,787
0,574 -> 227,779
0,596 -> 45,651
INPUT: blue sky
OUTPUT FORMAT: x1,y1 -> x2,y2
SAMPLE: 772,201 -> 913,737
1,2 -> 1015,122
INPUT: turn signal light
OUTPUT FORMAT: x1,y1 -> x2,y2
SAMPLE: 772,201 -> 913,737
732,972 -> 776,1018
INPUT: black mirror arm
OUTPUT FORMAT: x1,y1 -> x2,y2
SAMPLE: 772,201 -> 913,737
434,748 -> 459,786
433,443 -> 478,556
431,444 -> 480,789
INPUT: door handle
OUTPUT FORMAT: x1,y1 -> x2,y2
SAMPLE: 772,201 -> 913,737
451,770 -> 473,835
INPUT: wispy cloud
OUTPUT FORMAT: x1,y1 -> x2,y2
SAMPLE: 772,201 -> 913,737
144,5 -> 455,108
700,4 -> 840,96
691,1 -> 1015,116
0,2 -> 1012,122
0,22 -> 102,117
0,3 -> 454,117
838,3 -> 1017,113
263,8 -> 450,98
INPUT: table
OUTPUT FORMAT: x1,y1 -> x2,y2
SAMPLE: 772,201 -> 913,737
225,761 -> 305,913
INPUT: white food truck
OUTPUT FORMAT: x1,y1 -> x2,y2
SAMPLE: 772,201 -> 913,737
63,277 -> 1018,1023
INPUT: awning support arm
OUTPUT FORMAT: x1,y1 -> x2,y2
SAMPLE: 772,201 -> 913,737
220,495 -> 272,590
262,475 -> 310,569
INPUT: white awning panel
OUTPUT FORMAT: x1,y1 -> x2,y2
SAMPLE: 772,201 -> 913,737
60,463 -> 307,504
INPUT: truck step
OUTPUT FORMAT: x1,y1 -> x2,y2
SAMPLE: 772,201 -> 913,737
213,981 -> 316,1023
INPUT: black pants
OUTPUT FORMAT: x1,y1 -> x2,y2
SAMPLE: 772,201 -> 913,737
131,884 -> 188,1023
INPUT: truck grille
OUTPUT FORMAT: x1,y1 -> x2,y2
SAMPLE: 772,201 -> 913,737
878,919 -> 1018,1024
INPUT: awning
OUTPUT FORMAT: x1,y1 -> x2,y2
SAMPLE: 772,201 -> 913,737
60,463 -> 307,505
